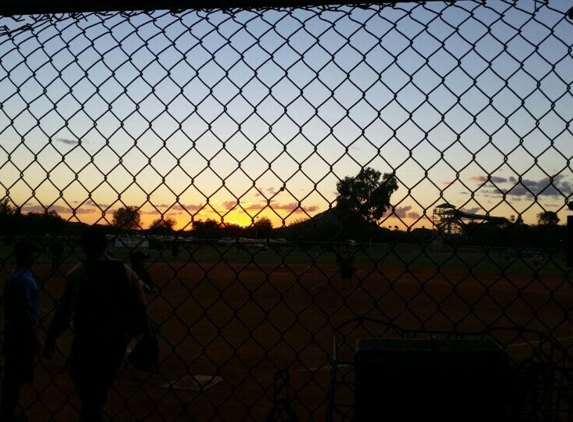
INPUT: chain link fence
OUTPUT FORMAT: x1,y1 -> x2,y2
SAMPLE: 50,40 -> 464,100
1,1 -> 572,420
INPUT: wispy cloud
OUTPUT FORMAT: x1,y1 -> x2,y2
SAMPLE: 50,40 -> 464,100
391,205 -> 413,218
55,138 -> 79,145
21,204 -> 94,214
470,175 -> 508,184
474,173 -> 572,199
221,200 -> 319,214
155,203 -> 204,213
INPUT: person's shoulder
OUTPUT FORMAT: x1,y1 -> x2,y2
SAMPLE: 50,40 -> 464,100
122,263 -> 140,284
103,255 -> 134,275
65,262 -> 85,280
7,267 -> 25,277
102,252 -> 121,262
9,267 -> 35,281
5,268 -> 23,288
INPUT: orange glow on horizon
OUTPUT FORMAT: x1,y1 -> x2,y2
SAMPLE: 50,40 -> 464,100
21,200 -> 549,234
136,210 -> 288,232
31,206 -> 517,234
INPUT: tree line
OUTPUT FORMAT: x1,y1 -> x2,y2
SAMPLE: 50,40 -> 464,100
0,167 -> 569,249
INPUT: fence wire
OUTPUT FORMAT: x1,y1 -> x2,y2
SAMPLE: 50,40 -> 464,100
0,1 -> 572,421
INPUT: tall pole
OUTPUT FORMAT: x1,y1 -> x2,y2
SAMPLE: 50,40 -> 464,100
567,214 -> 572,268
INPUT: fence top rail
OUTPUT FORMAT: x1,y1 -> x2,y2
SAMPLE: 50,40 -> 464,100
0,0 -> 457,17
331,317 -> 573,367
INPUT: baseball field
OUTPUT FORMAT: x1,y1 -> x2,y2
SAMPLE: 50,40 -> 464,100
1,241 -> 571,421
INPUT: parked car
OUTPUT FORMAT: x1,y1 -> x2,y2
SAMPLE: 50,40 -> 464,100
269,237 -> 287,244
218,237 -> 236,246
247,243 -> 268,250
505,247 -> 542,262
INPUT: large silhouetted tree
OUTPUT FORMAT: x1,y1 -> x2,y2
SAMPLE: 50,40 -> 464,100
253,216 -> 273,239
24,210 -> 65,235
112,206 -> 142,230
192,219 -> 221,238
149,216 -> 177,234
536,210 -> 560,225
0,198 -> 15,216
336,167 -> 399,225
0,198 -> 19,236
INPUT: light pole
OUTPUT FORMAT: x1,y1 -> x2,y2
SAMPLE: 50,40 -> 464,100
566,201 -> 573,267
254,216 -> 260,240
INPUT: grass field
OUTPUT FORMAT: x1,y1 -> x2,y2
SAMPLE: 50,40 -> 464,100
1,241 -> 571,421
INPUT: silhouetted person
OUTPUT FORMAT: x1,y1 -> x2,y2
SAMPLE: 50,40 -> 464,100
171,238 -> 180,261
1,239 -> 41,422
130,251 -> 156,294
49,239 -> 64,273
43,225 -> 152,422
336,244 -> 355,289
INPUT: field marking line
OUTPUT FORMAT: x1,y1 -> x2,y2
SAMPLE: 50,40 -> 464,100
292,337 -> 573,373
507,335 -> 573,348
294,364 -> 352,373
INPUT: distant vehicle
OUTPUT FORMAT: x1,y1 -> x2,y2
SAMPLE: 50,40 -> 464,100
218,237 -> 236,246
505,247 -> 542,261
247,243 -> 268,250
269,237 -> 287,244
115,235 -> 149,248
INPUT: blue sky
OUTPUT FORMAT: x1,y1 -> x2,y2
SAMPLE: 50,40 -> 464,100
0,0 -> 571,231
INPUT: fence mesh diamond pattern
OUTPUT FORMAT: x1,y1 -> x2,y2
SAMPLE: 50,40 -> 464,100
0,1 -> 572,421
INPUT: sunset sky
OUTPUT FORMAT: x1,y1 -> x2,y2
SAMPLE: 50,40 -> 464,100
0,1 -> 571,232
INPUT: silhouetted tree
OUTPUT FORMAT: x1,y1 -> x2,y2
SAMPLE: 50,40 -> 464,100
112,206 -> 142,231
537,210 -> 560,225
22,210 -> 65,235
253,217 -> 273,239
220,222 -> 243,239
192,219 -> 221,239
0,203 -> 64,236
0,198 -> 18,236
335,167 -> 398,240
336,167 -> 398,224
148,217 -> 177,235
0,198 -> 15,216
409,227 -> 434,245
535,211 -> 563,249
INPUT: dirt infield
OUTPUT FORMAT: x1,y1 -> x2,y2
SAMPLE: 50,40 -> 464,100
3,260 -> 572,421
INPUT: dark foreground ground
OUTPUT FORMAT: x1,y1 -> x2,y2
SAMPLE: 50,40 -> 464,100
2,258 -> 571,421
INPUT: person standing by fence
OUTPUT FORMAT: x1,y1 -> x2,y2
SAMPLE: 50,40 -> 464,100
43,225 -> 153,422
336,243 -> 356,290
130,251 -> 156,294
1,239 -> 41,422
170,238 -> 180,262
48,239 -> 64,274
